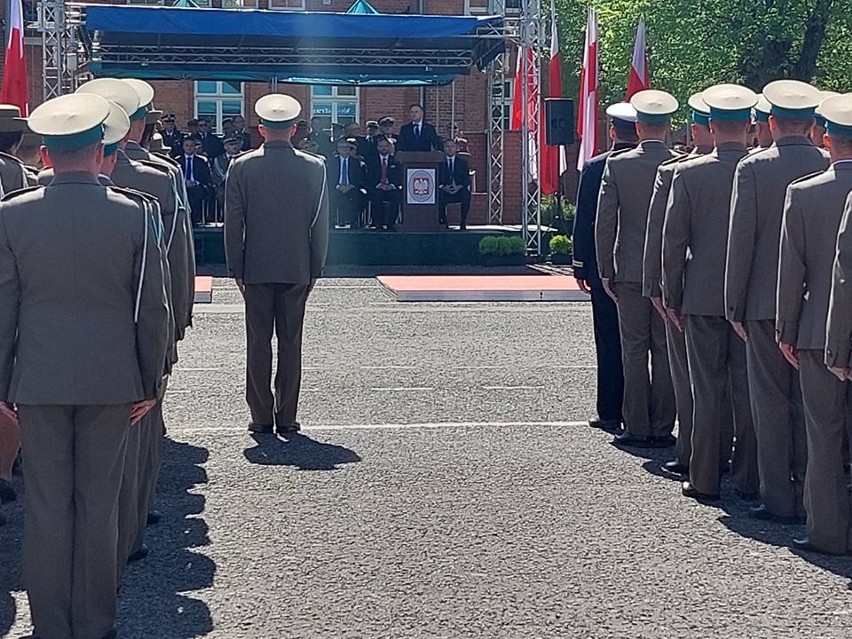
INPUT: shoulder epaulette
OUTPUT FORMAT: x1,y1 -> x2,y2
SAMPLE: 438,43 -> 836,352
107,184 -> 158,205
136,158 -> 173,176
0,151 -> 26,168
789,169 -> 828,188
0,185 -> 42,202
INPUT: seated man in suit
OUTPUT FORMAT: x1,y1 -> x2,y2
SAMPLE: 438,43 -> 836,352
438,138 -> 471,230
329,137 -> 367,228
177,136 -> 213,225
366,136 -> 403,230
397,104 -> 442,152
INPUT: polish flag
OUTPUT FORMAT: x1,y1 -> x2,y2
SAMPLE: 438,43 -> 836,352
0,0 -> 29,115
625,19 -> 649,100
576,7 -> 598,171
539,0 -> 566,195
510,44 -> 539,181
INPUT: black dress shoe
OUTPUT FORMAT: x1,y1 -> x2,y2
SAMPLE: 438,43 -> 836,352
681,481 -> 720,502
613,432 -> 675,448
127,544 -> 149,564
661,460 -> 689,477
791,537 -> 835,554
146,510 -> 162,526
276,421 -> 301,435
248,422 -> 274,434
749,504 -> 805,524
589,417 -> 622,432
0,478 -> 16,503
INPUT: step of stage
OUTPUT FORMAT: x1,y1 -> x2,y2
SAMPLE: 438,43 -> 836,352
377,274 -> 586,302
194,276 -> 214,304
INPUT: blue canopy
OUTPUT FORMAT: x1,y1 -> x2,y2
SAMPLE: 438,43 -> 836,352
82,5 -> 505,85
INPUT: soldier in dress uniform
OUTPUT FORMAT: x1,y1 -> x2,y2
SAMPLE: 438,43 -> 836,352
0,104 -> 35,194
811,92 -> 839,149
752,94 -> 773,150
643,93 -> 712,478
662,84 -> 759,502
595,89 -> 678,447
726,79 -> 830,524
826,194 -> 852,379
777,94 -> 852,554
225,94 -> 329,435
572,102 -> 637,433
0,92 -> 169,639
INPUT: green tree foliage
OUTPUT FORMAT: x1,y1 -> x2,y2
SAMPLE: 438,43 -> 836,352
553,0 -> 852,117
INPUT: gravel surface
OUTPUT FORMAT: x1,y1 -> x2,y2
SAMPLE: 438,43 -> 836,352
2,277 -> 851,638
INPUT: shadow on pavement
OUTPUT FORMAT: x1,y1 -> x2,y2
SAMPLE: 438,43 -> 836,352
0,472 -> 24,636
244,432 -> 361,471
117,438 -> 215,638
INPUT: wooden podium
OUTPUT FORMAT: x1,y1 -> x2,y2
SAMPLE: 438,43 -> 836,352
396,151 -> 444,230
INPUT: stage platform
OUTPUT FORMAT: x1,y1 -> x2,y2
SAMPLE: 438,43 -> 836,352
194,224 -> 553,268
378,273 -> 585,302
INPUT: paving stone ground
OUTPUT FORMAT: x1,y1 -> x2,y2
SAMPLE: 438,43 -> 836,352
2,277 -> 852,638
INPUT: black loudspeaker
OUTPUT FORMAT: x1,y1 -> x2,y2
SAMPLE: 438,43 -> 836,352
545,98 -> 575,146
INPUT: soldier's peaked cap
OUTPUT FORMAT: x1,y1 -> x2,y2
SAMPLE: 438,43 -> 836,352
702,84 -> 758,121
630,90 -> 678,124
29,94 -> 110,150
255,94 -> 301,129
763,79 -> 822,120
605,102 -> 638,123
76,79 -> 140,121
819,94 -> 852,138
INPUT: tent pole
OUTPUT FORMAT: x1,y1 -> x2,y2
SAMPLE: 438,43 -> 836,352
451,79 -> 456,139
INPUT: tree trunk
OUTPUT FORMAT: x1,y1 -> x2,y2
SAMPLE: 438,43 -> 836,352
792,0 -> 834,81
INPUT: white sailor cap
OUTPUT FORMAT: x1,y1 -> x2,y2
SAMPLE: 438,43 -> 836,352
605,102 -> 638,123
815,91 -> 841,127
819,94 -> 852,138
701,84 -> 758,122
688,92 -> 710,125
630,90 -> 679,123
255,94 -> 301,129
763,79 -> 822,120
753,93 -> 771,122
77,79 -> 140,121
29,93 -> 110,150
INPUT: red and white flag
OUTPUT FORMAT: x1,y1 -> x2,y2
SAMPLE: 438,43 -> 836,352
510,44 -> 539,181
0,0 -> 29,115
625,19 -> 649,100
539,0 -> 566,195
576,7 -> 598,171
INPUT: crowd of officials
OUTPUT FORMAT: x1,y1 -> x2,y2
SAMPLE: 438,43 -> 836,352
573,82 -> 852,556
160,105 -> 472,230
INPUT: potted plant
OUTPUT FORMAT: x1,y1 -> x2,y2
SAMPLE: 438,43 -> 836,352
479,235 -> 527,267
549,234 -> 573,265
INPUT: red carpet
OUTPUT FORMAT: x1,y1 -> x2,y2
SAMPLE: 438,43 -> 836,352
377,274 -> 587,302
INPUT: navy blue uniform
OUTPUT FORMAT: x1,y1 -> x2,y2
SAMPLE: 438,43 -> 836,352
572,143 -> 634,423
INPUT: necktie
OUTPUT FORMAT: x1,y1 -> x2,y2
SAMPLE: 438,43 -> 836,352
415,124 -> 420,137
381,157 -> 389,184
341,158 -> 349,186
449,158 -> 455,188
186,157 -> 194,183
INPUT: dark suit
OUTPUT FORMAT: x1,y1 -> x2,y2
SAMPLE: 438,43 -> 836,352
176,153 -> 212,225
161,128 -> 184,156
235,129 -> 253,152
397,121 -> 442,153
329,154 -> 367,227
308,131 -> 334,158
437,154 -> 471,227
366,153 -> 403,228
197,132 -> 225,160
573,144 -> 632,424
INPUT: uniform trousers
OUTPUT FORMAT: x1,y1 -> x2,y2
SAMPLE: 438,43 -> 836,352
684,315 -> 758,496
590,285 -> 624,423
117,419 -> 141,572
131,398 -> 166,556
614,282 -> 676,436
799,349 -> 852,554
244,283 -> 311,427
666,321 -> 694,467
19,403 -> 131,639
745,319 -> 807,517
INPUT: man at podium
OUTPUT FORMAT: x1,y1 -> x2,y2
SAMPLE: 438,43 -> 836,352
397,104 -> 442,153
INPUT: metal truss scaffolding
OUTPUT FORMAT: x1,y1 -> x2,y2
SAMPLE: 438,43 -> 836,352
38,0 -> 80,98
519,0 -> 541,256
486,0 -> 506,225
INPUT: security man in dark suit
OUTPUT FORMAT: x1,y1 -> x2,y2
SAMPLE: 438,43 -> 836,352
0,92 -> 169,639
437,138 -> 471,229
396,104 -> 442,153
572,102 -> 637,432
225,93 -> 329,435
329,137 -> 367,228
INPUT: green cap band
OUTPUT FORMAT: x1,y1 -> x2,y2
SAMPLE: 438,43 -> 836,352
103,142 -> 120,157
260,118 -> 296,130
129,106 -> 148,122
709,107 -> 752,122
770,105 -> 815,120
754,110 -> 769,123
636,112 -> 672,124
826,122 -> 852,138
814,114 -> 827,128
43,124 -> 105,150
692,111 -> 710,126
